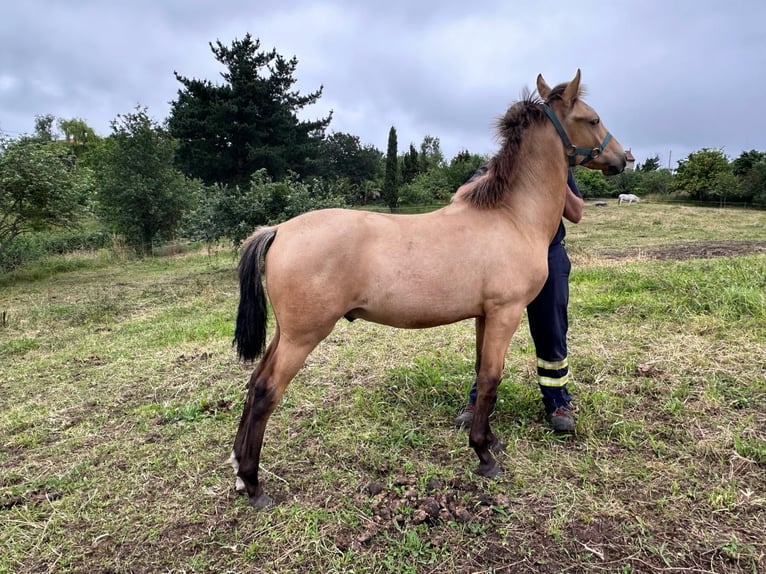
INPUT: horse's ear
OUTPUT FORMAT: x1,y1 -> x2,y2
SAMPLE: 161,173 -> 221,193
536,74 -> 551,100
562,69 -> 582,105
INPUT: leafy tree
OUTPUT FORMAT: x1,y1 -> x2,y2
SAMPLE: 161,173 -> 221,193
382,126 -> 399,210
606,169 -> 641,197
739,159 -> 766,206
418,135 -> 444,172
445,150 -> 486,191
0,136 -> 84,255
672,148 -> 730,201
638,155 -> 661,172
33,114 -> 58,141
731,149 -> 766,178
317,132 -> 382,186
572,167 -> 610,198
56,119 -> 102,212
168,34 -> 331,187
95,106 -> 190,253
58,118 -> 100,161
708,171 -> 741,205
637,169 -> 674,196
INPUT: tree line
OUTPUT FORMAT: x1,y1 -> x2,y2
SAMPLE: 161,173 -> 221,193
573,149 -> 766,206
2,34 -> 765,270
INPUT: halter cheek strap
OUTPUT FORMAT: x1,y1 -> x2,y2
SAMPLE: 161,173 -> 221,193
542,105 -> 612,167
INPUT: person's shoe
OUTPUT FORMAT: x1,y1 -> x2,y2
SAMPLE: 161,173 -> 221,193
454,405 -> 475,429
546,406 -> 575,433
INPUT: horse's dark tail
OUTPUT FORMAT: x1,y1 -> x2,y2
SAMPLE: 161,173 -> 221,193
234,227 -> 278,363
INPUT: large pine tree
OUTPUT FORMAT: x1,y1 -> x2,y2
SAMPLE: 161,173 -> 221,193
168,34 -> 331,187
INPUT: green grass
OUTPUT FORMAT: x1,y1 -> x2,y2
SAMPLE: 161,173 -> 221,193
1,203 -> 765,573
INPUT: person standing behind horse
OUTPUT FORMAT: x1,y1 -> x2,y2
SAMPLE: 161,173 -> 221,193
454,167 -> 584,433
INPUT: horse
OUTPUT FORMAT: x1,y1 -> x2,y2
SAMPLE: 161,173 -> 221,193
230,70 -> 626,509
618,193 -> 640,204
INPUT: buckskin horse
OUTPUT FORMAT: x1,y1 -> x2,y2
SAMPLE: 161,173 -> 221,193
230,70 -> 626,508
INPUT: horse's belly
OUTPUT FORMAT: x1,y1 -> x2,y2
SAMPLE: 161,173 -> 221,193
345,284 -> 484,328
347,304 -> 476,329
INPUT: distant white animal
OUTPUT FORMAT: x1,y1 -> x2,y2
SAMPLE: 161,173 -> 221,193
618,193 -> 640,205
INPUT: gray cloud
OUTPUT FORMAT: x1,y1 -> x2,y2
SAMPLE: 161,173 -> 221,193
2,0 -> 765,167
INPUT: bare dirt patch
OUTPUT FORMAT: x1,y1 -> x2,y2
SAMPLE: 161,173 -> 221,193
601,240 -> 766,261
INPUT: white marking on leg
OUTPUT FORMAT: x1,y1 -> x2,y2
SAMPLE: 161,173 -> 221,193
227,450 -> 246,491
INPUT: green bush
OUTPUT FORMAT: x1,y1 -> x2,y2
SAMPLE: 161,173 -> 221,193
0,235 -> 45,273
0,229 -> 111,273
180,170 -> 347,246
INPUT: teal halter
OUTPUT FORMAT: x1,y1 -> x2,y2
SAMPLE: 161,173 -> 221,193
543,105 -> 613,167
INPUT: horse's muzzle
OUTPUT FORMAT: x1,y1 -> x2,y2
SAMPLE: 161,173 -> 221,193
603,153 -> 627,176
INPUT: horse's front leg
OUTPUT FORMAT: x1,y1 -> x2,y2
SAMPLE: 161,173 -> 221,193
470,372 -> 504,478
469,309 -> 522,478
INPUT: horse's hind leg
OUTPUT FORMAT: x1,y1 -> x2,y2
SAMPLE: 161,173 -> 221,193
229,332 -> 279,492
233,333 -> 321,509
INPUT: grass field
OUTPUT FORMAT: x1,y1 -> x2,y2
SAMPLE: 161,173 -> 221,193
1,202 -> 765,573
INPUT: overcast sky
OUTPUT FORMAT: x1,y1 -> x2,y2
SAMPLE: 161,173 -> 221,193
2,1 -> 765,168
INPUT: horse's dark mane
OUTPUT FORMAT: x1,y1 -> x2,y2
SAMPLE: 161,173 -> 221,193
461,91 -> 546,209
461,82 -> 584,209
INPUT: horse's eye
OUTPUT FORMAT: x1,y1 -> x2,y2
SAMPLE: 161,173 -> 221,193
590,117 -> 600,126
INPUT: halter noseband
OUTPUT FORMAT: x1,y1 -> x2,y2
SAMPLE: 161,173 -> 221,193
542,105 -> 612,167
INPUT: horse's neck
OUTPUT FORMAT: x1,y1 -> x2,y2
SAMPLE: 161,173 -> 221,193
504,126 -> 569,245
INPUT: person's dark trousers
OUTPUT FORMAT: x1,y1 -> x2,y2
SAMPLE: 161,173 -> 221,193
527,240 -> 573,413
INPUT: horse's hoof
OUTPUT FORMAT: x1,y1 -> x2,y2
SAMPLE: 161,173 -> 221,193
248,493 -> 274,510
234,477 -> 246,492
478,463 -> 502,479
